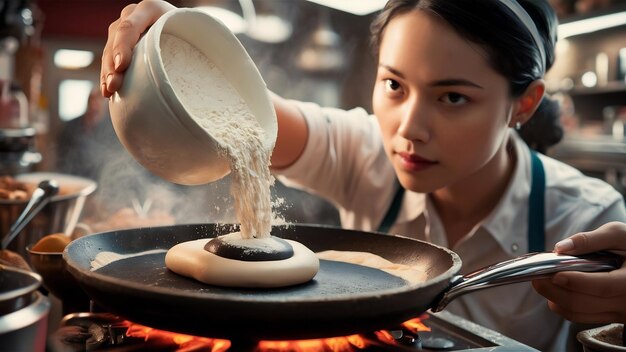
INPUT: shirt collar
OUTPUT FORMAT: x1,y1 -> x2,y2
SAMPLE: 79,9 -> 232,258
396,189 -> 425,224
393,132 -> 532,256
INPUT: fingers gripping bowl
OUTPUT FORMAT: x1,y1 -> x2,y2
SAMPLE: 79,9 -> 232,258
109,8 -> 278,186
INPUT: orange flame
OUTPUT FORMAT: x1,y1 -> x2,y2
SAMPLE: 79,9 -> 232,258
373,330 -> 396,345
257,334 -> 368,352
402,314 -> 431,332
121,315 -> 431,352
125,322 -> 231,352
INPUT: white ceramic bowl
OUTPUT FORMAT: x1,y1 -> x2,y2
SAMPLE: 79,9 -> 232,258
109,8 -> 278,186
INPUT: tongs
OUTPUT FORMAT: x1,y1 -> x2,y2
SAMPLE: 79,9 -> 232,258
1,180 -> 59,249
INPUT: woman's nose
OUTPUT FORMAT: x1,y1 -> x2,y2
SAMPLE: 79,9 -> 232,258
397,97 -> 430,143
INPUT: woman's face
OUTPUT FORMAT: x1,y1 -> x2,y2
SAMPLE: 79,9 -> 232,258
372,10 -> 514,193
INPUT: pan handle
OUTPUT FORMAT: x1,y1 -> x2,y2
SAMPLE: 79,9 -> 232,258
432,251 -> 623,312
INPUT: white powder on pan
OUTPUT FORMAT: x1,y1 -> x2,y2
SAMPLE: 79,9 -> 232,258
161,34 -> 273,239
90,249 -> 167,271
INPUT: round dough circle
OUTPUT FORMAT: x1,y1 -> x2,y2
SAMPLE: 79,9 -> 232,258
165,238 -> 320,288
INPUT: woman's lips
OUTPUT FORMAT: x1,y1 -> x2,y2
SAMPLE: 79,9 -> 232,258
397,152 -> 438,172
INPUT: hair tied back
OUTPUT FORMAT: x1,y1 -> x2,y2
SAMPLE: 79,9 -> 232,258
498,0 -> 546,74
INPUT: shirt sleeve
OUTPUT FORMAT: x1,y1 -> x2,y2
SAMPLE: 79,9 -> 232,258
581,197 -> 626,232
545,170 -> 626,242
273,101 -> 395,214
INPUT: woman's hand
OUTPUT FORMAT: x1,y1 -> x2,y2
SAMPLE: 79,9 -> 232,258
101,0 -> 176,98
532,222 -> 626,324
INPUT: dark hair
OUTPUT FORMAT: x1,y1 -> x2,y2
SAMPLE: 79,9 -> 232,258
370,0 -> 563,152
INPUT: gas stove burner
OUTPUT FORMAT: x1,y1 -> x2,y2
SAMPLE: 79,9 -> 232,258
389,329 -> 455,350
50,311 -> 538,352
52,313 -> 181,351
421,336 -> 455,350
389,329 -> 420,347
53,313 -> 127,350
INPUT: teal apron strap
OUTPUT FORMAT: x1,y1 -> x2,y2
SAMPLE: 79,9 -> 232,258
378,180 -> 405,233
378,150 -> 546,244
528,150 -> 546,252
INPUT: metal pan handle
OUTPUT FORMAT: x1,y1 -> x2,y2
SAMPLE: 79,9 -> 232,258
433,251 -> 623,312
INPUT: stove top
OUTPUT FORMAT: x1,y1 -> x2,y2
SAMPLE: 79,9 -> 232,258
49,310 -> 538,351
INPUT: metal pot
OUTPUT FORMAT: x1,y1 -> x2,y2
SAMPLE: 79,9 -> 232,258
0,265 -> 50,352
578,324 -> 626,352
0,172 -> 97,258
27,246 -> 90,314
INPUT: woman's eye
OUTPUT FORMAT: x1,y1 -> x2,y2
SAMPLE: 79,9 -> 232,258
384,79 -> 402,93
441,93 -> 468,105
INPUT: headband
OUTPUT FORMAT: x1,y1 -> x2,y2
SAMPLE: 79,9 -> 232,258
498,0 -> 546,74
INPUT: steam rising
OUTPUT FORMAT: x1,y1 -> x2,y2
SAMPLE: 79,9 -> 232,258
56,104 -> 329,228
55,2 -> 381,228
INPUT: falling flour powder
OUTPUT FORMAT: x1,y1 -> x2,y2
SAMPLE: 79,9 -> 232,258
161,33 -> 273,239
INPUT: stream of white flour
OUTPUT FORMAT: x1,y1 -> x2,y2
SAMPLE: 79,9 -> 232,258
161,34 -> 274,239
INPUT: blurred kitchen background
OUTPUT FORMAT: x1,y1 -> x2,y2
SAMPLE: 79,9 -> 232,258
2,0 -> 626,228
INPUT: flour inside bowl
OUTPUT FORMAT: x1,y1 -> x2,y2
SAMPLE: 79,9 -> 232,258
161,34 -> 273,239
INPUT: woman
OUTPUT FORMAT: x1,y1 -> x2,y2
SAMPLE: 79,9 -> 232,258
100,0 -> 626,350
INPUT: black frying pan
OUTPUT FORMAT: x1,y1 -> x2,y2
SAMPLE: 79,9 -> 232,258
63,224 -> 621,340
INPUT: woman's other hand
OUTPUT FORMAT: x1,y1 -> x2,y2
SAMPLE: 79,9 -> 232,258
101,0 -> 176,98
533,222 -> 626,324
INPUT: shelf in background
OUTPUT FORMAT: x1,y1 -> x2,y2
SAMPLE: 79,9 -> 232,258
548,81 -> 626,96
549,134 -> 626,171
548,134 -> 626,197
566,82 -> 626,96
559,3 -> 626,25
552,134 -> 625,153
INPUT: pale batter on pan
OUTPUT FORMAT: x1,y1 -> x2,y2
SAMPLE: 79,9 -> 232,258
165,234 -> 319,288
161,34 -> 318,287
317,250 -> 428,284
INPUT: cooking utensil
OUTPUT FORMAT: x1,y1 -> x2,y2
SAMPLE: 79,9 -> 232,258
0,264 -> 50,352
0,264 -> 42,315
0,172 -> 97,258
577,323 -> 626,352
27,246 -> 90,315
1,180 -> 59,250
64,224 -> 622,340
0,127 -> 41,174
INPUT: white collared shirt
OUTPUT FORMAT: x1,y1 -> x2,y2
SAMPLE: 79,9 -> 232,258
274,101 -> 626,351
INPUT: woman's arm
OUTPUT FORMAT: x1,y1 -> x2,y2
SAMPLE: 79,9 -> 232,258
268,92 -> 308,169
